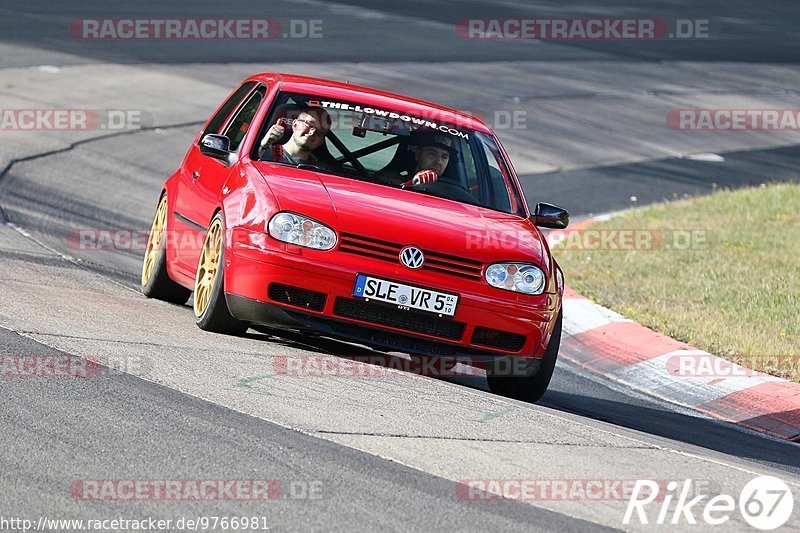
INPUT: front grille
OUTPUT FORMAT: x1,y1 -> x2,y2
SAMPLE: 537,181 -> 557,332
339,233 -> 484,280
333,297 -> 465,341
329,322 -> 457,356
471,327 -> 526,352
268,283 -> 327,312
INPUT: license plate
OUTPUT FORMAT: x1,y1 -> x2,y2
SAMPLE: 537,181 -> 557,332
353,274 -> 459,317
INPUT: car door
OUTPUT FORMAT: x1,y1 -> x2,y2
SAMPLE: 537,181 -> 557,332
172,83 -> 266,276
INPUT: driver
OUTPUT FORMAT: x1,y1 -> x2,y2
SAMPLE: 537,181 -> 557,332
379,130 -> 455,188
259,107 -> 332,167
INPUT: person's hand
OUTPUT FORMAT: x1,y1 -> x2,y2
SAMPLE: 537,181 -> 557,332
401,169 -> 438,188
261,118 -> 287,147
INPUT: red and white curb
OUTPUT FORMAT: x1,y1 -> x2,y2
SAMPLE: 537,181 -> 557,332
554,223 -> 800,442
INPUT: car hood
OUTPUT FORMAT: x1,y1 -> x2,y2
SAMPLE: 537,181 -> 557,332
254,163 -> 546,265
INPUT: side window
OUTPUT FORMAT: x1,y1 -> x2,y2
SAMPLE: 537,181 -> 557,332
223,87 -> 266,152
481,139 -> 512,212
203,81 -> 257,136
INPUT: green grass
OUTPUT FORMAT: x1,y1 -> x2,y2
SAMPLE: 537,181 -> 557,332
555,183 -> 800,381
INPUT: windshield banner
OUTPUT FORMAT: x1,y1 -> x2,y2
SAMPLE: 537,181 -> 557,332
308,100 -> 469,139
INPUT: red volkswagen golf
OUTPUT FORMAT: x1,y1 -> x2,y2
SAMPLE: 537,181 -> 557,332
141,73 -> 569,402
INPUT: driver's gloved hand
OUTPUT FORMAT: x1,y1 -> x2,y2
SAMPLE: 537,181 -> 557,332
401,169 -> 438,189
261,118 -> 288,148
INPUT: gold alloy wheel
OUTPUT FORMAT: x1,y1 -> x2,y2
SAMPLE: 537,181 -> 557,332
141,195 -> 168,286
194,218 -> 222,317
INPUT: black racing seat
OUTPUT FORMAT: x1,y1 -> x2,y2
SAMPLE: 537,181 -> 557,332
375,137 -> 417,184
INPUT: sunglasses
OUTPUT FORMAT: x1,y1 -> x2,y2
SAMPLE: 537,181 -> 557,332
292,118 -> 327,137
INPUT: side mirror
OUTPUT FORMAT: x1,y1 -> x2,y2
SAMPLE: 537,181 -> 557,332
199,134 -> 232,162
532,202 -> 569,229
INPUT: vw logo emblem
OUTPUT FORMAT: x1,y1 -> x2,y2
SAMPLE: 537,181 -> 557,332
400,246 -> 424,269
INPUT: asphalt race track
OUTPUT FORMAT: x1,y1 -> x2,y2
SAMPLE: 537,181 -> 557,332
1,1 -> 799,531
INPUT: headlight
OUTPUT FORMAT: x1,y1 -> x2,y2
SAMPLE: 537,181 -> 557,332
268,212 -> 337,250
485,263 -> 546,295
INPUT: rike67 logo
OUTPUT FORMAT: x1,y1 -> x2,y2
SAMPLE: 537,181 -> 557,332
624,476 -> 794,529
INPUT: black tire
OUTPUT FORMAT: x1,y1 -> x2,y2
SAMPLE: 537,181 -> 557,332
486,309 -> 562,403
141,194 -> 192,305
194,212 -> 250,335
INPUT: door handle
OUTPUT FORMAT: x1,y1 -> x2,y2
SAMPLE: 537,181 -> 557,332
192,171 -> 200,179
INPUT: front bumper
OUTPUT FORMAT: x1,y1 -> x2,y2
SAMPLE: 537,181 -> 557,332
226,229 -> 560,359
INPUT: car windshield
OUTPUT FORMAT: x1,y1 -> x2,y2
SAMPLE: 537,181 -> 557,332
254,92 -> 526,216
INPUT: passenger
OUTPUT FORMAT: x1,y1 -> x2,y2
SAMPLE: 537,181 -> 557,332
260,108 -> 331,167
